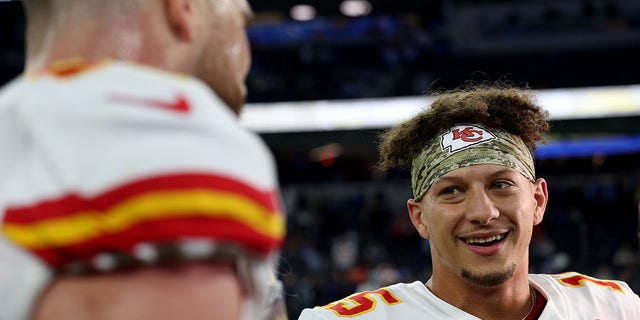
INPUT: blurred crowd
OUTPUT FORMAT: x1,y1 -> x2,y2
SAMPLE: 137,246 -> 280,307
3,3 -> 640,102
245,3 -> 640,104
277,152 -> 640,318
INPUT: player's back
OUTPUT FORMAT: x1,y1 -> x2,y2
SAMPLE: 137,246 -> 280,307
0,60 -> 284,319
0,60 -> 277,200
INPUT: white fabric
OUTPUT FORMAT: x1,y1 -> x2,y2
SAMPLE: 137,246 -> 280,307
0,61 -> 281,320
0,237 -> 51,320
299,272 -> 640,319
0,62 -> 277,207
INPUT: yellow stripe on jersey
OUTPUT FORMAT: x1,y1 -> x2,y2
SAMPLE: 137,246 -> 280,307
3,189 -> 284,249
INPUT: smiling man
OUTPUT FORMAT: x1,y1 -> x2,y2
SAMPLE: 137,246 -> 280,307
299,85 -> 640,319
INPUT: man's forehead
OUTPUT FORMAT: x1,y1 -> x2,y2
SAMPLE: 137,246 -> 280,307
436,165 -> 518,182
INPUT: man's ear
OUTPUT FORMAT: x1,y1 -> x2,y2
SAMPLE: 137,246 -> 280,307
407,199 -> 430,239
532,178 -> 548,226
163,0 -> 195,41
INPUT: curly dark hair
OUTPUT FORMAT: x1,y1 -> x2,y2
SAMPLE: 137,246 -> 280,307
378,84 -> 550,170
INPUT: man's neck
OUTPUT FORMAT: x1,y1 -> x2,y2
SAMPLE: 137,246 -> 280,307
427,270 -> 533,320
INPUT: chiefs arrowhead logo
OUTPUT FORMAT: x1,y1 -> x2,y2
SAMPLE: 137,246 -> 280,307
440,124 -> 496,153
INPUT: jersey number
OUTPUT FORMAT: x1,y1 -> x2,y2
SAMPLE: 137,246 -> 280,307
557,273 -> 624,293
323,288 -> 402,317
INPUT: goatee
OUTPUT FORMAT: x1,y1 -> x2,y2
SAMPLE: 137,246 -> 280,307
460,263 -> 517,287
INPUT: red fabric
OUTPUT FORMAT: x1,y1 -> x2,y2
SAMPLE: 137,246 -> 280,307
525,288 -> 547,320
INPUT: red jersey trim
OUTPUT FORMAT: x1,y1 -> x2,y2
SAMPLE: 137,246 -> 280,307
2,172 -> 285,267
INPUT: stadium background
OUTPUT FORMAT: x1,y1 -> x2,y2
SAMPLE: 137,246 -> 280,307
1,0 -> 639,318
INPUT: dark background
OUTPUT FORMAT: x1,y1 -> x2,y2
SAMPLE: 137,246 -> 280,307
2,1 -> 640,318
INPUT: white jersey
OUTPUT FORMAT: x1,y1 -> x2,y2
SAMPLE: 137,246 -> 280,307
299,272 -> 640,319
0,60 -> 285,320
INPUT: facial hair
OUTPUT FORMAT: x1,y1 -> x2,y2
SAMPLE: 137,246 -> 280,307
460,263 -> 517,287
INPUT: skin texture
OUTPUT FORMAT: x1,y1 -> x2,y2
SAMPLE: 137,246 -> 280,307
407,164 -> 548,320
19,0 -> 256,319
194,0 -> 253,114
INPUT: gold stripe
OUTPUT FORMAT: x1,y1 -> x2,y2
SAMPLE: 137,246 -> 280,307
3,189 -> 284,249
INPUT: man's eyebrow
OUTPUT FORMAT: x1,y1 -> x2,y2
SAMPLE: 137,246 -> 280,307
488,168 -> 518,179
434,168 -> 518,185
433,175 -> 464,185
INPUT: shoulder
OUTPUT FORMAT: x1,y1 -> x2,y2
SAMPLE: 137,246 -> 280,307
531,272 -> 635,296
104,61 -> 273,162
0,75 -> 24,106
45,61 -> 276,188
1,60 -> 278,200
0,61 -> 284,266
298,283 -> 410,320
530,272 -> 640,318
298,281 -> 471,320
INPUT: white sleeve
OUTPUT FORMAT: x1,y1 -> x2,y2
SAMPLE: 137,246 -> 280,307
0,79 -> 52,320
0,236 -> 52,320
299,308 -> 334,320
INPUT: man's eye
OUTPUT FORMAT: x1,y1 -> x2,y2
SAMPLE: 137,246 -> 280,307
440,186 -> 461,195
492,181 -> 512,189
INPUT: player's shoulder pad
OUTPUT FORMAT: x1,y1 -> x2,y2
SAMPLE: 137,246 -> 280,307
530,271 -> 640,317
545,271 -> 632,295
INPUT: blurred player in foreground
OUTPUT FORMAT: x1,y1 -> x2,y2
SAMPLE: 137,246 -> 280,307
299,85 -> 640,319
0,0 -> 286,319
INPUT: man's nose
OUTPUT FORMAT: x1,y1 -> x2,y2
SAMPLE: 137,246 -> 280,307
465,189 -> 499,225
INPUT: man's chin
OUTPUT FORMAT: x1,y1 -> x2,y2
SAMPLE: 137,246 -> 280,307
460,263 -> 517,288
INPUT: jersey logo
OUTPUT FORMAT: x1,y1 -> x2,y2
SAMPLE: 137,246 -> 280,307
109,93 -> 191,114
441,124 -> 496,153
556,273 -> 624,293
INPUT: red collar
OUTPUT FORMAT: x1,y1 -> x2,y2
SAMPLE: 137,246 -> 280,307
524,288 -> 547,320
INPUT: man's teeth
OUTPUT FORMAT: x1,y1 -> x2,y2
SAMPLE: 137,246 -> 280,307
466,234 -> 505,244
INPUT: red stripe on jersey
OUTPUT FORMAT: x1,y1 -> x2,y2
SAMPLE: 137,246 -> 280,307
5,172 -> 281,224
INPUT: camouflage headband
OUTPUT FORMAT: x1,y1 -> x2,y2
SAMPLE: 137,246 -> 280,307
411,124 -> 535,200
